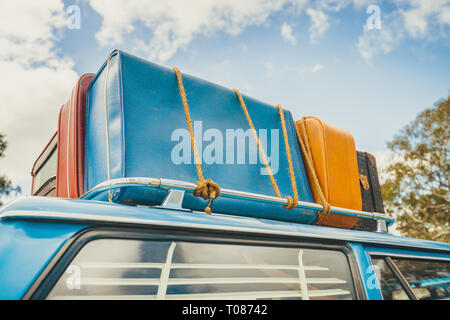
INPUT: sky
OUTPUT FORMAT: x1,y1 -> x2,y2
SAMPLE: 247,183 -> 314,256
0,0 -> 449,201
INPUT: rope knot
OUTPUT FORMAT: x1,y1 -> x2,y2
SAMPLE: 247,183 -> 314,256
283,196 -> 298,210
194,179 -> 221,214
173,67 -> 222,215
194,179 -> 220,200
322,202 -> 331,215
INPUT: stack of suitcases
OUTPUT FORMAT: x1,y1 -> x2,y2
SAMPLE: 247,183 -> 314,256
53,49 -> 387,230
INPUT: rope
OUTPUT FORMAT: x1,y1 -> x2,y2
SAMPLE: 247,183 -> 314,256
295,117 -> 331,216
233,89 -> 299,209
276,104 -> 299,209
171,71 -> 311,214
233,89 -> 281,198
173,67 -> 220,214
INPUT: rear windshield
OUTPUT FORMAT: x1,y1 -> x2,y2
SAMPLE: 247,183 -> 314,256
46,239 -> 356,300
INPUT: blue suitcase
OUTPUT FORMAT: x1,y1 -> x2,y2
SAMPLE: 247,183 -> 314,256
84,50 -> 317,224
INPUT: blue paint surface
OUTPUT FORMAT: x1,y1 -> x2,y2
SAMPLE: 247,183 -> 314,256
348,243 -> 383,300
0,220 -> 86,299
0,197 -> 449,299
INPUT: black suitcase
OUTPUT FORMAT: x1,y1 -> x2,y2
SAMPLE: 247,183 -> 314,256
353,151 -> 385,231
356,151 -> 385,213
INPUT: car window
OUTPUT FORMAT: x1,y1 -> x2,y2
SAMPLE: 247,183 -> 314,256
391,258 -> 450,300
46,239 -> 356,300
371,258 -> 409,300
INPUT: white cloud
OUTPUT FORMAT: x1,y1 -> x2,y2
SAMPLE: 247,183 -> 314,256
311,63 -> 325,72
264,61 -> 274,72
357,16 -> 403,62
401,0 -> 450,38
306,8 -> 330,43
89,0 -> 310,62
439,5 -> 450,24
315,0 -> 349,11
89,0 -> 389,60
0,1 -> 78,197
0,0 -> 67,67
357,0 -> 450,62
281,23 -> 296,44
351,0 -> 378,10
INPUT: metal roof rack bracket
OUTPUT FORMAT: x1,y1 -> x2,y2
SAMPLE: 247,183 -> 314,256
158,189 -> 188,211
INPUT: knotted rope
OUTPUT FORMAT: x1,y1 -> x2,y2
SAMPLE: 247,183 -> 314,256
276,104 -> 299,209
172,70 -> 320,215
295,118 -> 331,216
173,67 -> 220,214
233,89 -> 299,210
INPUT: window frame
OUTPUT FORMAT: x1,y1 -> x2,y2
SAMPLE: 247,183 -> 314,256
24,226 -> 366,300
368,248 -> 450,300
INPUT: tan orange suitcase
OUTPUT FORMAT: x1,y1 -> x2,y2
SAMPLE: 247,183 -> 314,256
296,116 -> 362,229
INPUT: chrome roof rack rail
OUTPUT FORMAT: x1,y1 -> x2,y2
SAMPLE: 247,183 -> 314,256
82,177 -> 395,226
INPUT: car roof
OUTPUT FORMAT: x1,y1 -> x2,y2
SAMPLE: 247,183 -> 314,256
1,196 -> 449,253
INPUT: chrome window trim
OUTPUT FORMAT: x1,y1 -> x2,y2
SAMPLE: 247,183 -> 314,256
368,251 -> 450,262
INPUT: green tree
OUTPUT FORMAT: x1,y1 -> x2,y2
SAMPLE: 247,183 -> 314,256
0,133 -> 21,205
381,96 -> 449,242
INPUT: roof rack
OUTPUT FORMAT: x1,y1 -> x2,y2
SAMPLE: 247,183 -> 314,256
81,177 -> 394,231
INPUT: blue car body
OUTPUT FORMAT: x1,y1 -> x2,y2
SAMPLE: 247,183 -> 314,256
0,196 -> 448,300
